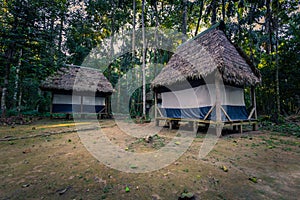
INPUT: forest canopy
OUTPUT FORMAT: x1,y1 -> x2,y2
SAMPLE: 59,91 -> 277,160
0,0 -> 299,121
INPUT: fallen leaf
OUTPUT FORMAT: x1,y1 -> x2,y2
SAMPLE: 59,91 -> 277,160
221,165 -> 228,172
249,177 -> 257,183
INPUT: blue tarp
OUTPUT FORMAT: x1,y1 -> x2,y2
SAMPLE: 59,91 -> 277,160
161,105 -> 249,121
52,104 -> 105,113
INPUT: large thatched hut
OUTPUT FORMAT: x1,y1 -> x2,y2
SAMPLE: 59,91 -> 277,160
151,22 -> 261,133
40,65 -> 113,118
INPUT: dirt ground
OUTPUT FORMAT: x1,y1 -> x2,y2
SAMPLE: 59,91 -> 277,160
0,118 -> 299,200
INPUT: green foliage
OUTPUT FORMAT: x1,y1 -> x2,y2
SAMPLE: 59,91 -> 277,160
0,0 -> 299,119
260,120 -> 300,137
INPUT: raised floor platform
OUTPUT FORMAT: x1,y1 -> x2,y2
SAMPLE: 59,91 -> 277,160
155,117 -> 258,134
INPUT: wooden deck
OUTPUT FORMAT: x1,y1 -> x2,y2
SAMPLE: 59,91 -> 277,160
154,117 -> 258,134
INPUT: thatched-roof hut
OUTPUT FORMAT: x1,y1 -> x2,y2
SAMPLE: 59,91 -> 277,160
152,22 -> 261,133
40,65 -> 113,117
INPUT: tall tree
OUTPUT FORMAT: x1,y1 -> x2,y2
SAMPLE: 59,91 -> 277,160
195,0 -> 204,36
182,0 -> 188,36
142,0 -> 146,117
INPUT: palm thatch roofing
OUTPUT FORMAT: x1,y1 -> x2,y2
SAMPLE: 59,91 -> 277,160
152,22 -> 261,88
40,65 -> 113,94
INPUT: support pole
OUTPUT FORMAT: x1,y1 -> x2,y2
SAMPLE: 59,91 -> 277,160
215,71 -> 223,137
233,125 -> 237,132
193,121 -> 198,133
238,124 -> 243,134
251,86 -> 258,131
154,92 -> 159,126
105,96 -> 109,118
50,92 -> 53,119
80,95 -> 84,119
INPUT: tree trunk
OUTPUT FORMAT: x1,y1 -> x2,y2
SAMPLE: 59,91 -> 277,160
182,0 -> 187,37
131,0 -> 136,116
132,0 -> 136,57
13,67 -> 19,108
107,0 -> 116,116
1,48 -> 14,119
194,0 -> 204,36
222,0 -> 225,21
13,49 -> 22,109
274,1 -> 280,117
17,90 -> 22,115
1,76 -> 8,119
211,0 -> 217,25
266,0 -> 273,54
153,0 -> 159,77
58,12 -> 65,64
142,0 -> 146,117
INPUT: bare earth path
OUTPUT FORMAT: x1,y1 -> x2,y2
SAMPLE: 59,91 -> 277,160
0,119 -> 299,199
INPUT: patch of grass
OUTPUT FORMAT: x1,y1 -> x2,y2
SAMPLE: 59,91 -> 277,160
103,185 -> 113,193
282,147 -> 292,151
261,120 -> 300,137
279,139 -> 299,146
130,164 -> 138,169
183,169 -> 189,173
251,143 -> 259,148
179,188 -> 194,199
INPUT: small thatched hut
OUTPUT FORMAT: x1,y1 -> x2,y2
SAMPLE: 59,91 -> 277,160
40,65 -> 113,118
151,22 -> 261,132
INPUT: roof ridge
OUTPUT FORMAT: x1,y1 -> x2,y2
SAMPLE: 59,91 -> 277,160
152,21 -> 261,87
64,64 -> 100,72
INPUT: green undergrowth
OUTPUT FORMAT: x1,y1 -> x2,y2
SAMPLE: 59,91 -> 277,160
260,120 -> 300,137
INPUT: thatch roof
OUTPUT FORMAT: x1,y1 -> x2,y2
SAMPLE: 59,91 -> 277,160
40,65 -> 113,94
152,22 -> 261,88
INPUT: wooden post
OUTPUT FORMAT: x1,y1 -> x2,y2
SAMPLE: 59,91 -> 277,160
168,120 -> 173,130
251,86 -> 258,131
215,72 -> 222,137
50,92 -> 53,119
66,113 -> 71,120
193,121 -> 198,133
80,95 -> 84,119
154,92 -> 159,126
238,124 -> 243,134
105,96 -> 108,118
233,125 -> 237,132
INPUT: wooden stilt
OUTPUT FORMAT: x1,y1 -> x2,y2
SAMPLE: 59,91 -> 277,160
105,96 -> 109,118
238,124 -> 243,134
251,86 -> 258,131
154,92 -> 157,119
233,125 -> 237,132
154,92 -> 158,126
155,119 -> 159,126
66,113 -> 71,120
215,71 -> 222,137
193,121 -> 198,133
80,95 -> 83,118
169,120 -> 173,130
50,92 -> 53,119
